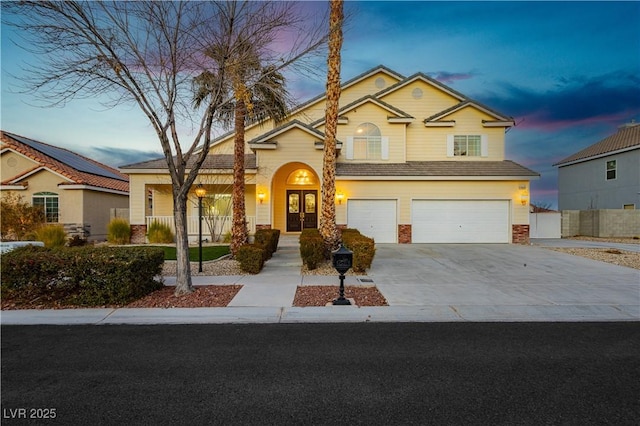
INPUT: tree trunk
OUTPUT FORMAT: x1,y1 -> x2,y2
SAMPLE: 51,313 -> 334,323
173,190 -> 194,295
230,97 -> 249,256
319,0 -> 344,255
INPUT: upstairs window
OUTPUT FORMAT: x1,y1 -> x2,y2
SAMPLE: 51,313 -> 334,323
447,135 -> 488,157
346,123 -> 389,160
606,160 -> 616,180
33,192 -> 59,222
454,135 -> 481,156
354,122 -> 381,160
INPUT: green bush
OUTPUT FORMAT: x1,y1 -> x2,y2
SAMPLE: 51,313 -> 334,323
107,218 -> 131,245
33,224 -> 67,248
1,245 -> 164,306
342,229 -> 376,273
299,229 -> 325,270
254,229 -> 281,260
236,244 -> 265,274
147,220 -> 174,244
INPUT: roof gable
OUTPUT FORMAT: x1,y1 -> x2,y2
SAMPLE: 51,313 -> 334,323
249,119 -> 325,145
554,123 -> 640,166
424,101 -> 513,124
310,95 -> 414,128
376,72 -> 467,103
1,131 -> 129,193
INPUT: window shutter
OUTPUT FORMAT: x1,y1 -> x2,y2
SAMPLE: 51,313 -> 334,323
481,135 -> 488,157
381,136 -> 389,160
446,135 -> 454,157
346,136 -> 354,160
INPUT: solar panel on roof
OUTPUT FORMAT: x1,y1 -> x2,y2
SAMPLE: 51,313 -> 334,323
10,134 -> 127,182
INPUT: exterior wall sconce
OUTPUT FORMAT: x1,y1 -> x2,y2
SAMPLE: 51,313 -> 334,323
336,192 -> 345,204
518,184 -> 528,206
258,191 -> 265,204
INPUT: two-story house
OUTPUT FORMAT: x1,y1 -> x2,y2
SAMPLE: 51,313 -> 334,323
555,121 -> 640,210
121,65 -> 539,244
1,131 -> 130,241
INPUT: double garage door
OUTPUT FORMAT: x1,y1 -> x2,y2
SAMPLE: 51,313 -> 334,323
412,200 -> 510,243
347,199 -> 510,243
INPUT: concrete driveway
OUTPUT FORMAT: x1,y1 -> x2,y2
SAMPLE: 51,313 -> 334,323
368,243 -> 639,319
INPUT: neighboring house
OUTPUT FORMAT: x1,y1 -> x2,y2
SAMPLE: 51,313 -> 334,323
1,131 -> 129,241
555,122 -> 640,210
121,65 -> 539,244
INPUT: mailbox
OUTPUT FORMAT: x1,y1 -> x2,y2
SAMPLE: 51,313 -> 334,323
332,244 -> 353,275
332,244 -> 353,305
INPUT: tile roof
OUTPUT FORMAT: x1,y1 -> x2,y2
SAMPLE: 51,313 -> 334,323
554,123 -> 640,166
1,131 -> 129,193
120,154 -> 256,170
337,161 -> 539,177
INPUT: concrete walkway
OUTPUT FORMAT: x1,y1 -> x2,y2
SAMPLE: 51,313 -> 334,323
2,236 -> 638,325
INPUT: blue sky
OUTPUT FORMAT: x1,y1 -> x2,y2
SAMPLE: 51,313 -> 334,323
2,1 -> 640,209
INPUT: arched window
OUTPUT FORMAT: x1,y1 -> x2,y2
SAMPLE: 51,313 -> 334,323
33,192 -> 59,222
353,122 -> 382,160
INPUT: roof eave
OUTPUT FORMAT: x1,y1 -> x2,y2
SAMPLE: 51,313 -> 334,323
554,145 -> 640,167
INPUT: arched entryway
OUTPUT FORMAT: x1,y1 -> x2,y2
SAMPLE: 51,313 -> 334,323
271,162 -> 320,233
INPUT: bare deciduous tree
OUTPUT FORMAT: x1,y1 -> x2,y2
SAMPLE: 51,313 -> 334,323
3,1 -> 327,294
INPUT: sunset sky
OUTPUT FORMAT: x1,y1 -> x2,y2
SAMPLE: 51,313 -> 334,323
2,1 -> 640,209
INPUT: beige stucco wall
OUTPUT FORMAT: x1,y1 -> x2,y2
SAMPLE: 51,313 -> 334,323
1,163 -> 128,240
1,151 -> 38,181
81,190 -> 129,240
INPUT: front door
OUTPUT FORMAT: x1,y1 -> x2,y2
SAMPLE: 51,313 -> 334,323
286,190 -> 318,232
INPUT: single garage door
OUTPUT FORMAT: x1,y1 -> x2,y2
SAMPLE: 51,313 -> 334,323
347,199 -> 397,243
412,200 -> 510,243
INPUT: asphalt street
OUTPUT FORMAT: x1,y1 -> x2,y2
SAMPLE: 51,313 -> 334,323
2,323 -> 639,425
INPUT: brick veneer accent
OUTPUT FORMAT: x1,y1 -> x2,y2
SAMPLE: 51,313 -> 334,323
130,224 -> 147,244
398,224 -> 412,244
512,224 -> 530,245
255,224 -> 272,231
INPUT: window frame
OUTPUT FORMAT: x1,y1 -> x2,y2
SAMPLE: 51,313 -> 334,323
32,192 -> 59,223
447,134 -> 488,157
606,159 -> 617,180
352,122 -> 382,160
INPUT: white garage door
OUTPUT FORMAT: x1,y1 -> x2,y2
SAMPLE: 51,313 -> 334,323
412,200 -> 510,243
347,200 -> 397,243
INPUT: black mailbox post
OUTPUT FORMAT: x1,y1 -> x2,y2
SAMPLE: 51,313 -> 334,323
332,244 -> 353,305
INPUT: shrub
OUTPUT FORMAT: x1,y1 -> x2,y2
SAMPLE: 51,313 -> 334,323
341,229 -> 376,273
299,229 -> 325,270
1,246 -> 164,306
254,229 -> 281,260
107,218 -> 131,245
236,244 -> 265,274
147,220 -> 174,244
33,224 -> 67,248
0,192 -> 45,241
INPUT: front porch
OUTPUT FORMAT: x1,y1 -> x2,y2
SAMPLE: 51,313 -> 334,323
146,215 -> 257,242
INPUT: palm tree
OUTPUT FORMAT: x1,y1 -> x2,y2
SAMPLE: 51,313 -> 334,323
319,0 -> 344,254
194,40 -> 289,256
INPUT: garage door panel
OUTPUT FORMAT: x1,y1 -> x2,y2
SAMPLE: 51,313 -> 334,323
347,200 -> 397,243
412,200 -> 509,243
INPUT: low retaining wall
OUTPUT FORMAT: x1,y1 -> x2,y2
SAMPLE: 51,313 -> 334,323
562,209 -> 640,237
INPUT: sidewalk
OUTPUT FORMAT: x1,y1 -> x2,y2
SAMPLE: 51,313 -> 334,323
2,237 -> 638,325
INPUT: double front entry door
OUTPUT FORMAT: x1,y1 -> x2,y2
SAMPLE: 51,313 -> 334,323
286,189 -> 318,232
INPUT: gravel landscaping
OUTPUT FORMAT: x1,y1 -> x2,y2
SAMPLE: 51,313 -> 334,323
538,237 -> 640,270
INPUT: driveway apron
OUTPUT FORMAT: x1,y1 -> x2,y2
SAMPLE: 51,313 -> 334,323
369,243 -> 639,318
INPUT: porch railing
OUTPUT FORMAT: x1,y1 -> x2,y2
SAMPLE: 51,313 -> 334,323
146,216 -> 256,241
